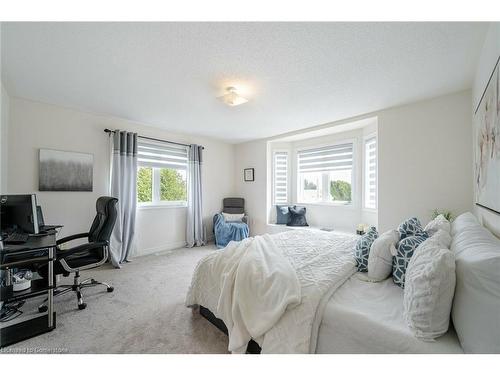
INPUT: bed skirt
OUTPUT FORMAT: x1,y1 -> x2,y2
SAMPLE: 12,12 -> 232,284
199,306 -> 261,354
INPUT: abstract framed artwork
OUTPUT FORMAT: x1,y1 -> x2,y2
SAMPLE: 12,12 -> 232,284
39,149 -> 94,191
474,55 -> 500,215
244,168 -> 255,182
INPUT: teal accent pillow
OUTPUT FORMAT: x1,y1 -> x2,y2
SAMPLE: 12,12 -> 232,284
276,205 -> 290,225
354,227 -> 378,272
392,233 -> 429,288
398,217 -> 425,240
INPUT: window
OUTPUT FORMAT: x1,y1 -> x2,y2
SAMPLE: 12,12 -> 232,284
273,151 -> 289,204
297,142 -> 353,204
364,135 -> 377,209
137,139 -> 188,206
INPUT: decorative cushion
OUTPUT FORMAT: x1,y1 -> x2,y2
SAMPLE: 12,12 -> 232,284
450,212 -> 500,353
222,212 -> 244,222
287,205 -> 308,227
392,233 -> 428,288
397,217 -> 425,240
429,229 -> 452,249
424,214 -> 451,237
367,229 -> 399,281
404,235 -> 456,341
276,205 -> 290,225
354,227 -> 378,272
450,211 -> 478,237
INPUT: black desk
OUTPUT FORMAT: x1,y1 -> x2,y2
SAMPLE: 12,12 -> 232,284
1,233 -> 57,348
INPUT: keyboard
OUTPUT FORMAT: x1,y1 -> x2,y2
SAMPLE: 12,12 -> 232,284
4,232 -> 29,244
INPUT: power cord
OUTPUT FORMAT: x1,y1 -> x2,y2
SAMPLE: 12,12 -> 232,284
0,300 -> 25,322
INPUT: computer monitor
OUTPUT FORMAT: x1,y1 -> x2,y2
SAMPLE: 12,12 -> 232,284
0,194 -> 39,234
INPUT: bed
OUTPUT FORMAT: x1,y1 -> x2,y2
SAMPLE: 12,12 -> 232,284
186,214 -> 500,354
316,275 -> 462,353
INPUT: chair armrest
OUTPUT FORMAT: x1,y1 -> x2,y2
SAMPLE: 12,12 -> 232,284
242,215 -> 248,224
57,241 -> 108,259
56,232 -> 89,245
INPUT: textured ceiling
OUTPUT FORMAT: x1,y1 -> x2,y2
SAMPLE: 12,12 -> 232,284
1,22 -> 488,143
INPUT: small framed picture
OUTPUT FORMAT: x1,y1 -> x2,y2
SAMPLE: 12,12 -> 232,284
244,168 -> 255,182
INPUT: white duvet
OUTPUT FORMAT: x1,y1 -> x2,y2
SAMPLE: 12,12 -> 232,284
186,229 -> 358,353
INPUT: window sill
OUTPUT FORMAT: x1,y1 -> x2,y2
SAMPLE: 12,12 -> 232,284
296,201 -> 355,209
137,204 -> 187,210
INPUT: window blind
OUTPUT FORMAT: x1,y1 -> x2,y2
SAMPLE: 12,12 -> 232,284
297,143 -> 353,173
137,139 -> 188,170
273,151 -> 288,204
364,136 -> 377,209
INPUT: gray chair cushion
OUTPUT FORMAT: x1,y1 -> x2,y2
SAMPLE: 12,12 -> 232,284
223,197 -> 245,214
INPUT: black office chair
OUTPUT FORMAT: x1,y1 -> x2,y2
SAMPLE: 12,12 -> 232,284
38,196 -> 118,311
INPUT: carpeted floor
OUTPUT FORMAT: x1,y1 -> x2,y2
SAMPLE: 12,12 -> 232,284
6,245 -> 229,354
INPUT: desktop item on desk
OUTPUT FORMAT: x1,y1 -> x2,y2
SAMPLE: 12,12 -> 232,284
36,205 -> 63,232
1,194 -> 40,244
1,194 -> 39,234
0,195 -> 61,244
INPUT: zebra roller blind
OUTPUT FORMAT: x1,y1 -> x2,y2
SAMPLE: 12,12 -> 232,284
137,139 -> 188,170
273,151 -> 289,204
297,143 -> 353,173
364,136 -> 377,209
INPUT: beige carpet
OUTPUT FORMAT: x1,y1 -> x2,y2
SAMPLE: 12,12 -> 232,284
6,245 -> 229,353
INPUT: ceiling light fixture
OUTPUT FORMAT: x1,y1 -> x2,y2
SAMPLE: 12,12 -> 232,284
219,86 -> 248,107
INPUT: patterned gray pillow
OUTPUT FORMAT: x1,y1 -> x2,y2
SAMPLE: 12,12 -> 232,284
398,217 -> 425,240
287,205 -> 308,227
392,233 -> 429,288
276,205 -> 290,225
354,227 -> 378,272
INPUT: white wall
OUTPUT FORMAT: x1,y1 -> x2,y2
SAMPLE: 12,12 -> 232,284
377,91 -> 472,231
6,97 -> 235,255
472,22 -> 500,237
235,90 -> 473,235
0,23 -> 9,194
0,83 -> 8,194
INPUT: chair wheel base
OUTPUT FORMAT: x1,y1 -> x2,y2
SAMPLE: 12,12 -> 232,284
78,303 -> 87,310
107,286 -> 114,293
38,305 -> 48,313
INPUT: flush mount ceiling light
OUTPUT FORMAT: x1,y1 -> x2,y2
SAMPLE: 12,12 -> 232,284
219,86 -> 248,107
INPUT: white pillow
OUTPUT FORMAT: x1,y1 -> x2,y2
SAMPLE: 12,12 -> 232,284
424,214 -> 451,236
403,236 -> 456,341
429,229 -> 452,248
450,211 -> 477,237
450,212 -> 500,353
367,229 -> 399,281
222,212 -> 245,222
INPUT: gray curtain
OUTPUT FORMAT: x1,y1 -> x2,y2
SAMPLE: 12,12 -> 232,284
109,131 -> 138,267
186,144 -> 206,247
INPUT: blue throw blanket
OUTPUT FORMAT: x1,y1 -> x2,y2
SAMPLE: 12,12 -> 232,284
213,213 -> 249,249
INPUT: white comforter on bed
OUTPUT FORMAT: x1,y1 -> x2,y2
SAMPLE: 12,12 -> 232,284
186,229 -> 358,353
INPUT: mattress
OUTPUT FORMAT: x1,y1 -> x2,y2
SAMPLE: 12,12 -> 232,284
316,274 -> 463,353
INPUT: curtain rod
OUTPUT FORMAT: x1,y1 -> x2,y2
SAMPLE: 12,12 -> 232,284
104,128 -> 204,149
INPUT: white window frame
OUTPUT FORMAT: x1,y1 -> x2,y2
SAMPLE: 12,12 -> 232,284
295,138 -> 357,207
137,167 -> 188,209
272,150 -> 289,205
136,139 -> 188,209
363,133 -> 378,211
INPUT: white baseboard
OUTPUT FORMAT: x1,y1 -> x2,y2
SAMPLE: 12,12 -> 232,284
133,234 -> 216,258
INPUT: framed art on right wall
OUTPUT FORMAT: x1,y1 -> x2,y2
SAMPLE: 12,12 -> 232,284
474,55 -> 500,215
